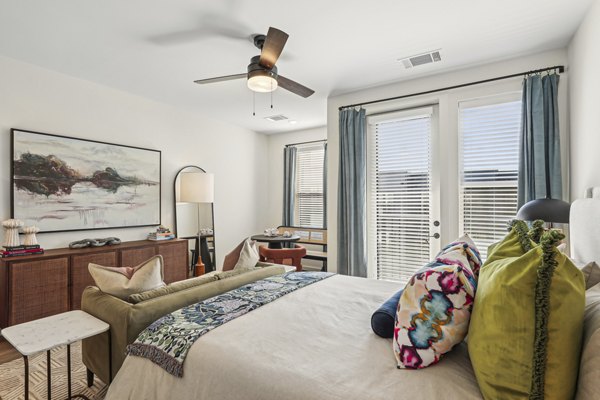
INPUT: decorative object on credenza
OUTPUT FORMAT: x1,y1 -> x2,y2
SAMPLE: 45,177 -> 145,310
11,129 -> 161,233
21,226 -> 40,246
1,244 -> 44,258
68,237 -> 122,249
148,226 -> 175,241
2,219 -> 23,248
2,220 -> 44,258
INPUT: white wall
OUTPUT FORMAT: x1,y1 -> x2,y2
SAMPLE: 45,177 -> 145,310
568,0 -> 600,200
265,127 -> 327,228
327,49 -> 569,273
0,55 -> 268,268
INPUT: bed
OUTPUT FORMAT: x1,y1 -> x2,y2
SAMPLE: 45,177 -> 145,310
105,196 -> 600,400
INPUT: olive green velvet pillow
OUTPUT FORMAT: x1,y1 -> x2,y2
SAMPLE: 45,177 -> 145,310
468,221 -> 585,400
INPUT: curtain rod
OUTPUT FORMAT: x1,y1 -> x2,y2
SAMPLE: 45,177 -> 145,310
338,65 -> 565,111
285,139 -> 327,147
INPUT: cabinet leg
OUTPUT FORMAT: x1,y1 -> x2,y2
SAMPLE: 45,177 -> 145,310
86,368 -> 94,388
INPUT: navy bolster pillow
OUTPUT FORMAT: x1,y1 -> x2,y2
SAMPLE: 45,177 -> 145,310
371,289 -> 403,338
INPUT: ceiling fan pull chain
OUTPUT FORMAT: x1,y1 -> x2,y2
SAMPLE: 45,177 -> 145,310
271,81 -> 274,109
253,91 -> 256,116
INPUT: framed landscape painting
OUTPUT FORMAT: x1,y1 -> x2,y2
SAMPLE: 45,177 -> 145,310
11,129 -> 161,233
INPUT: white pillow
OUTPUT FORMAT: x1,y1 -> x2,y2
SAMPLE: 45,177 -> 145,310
88,255 -> 165,300
234,238 -> 259,270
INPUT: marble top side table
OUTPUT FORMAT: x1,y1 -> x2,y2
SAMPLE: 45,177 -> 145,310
1,310 -> 110,400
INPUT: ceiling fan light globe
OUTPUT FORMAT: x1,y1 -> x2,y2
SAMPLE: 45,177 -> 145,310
247,70 -> 278,93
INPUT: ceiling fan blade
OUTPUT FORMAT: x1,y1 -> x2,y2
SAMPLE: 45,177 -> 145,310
150,13 -> 252,45
259,27 -> 289,69
277,75 -> 315,98
194,73 -> 246,84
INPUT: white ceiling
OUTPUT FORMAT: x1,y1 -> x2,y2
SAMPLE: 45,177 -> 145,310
0,0 -> 594,134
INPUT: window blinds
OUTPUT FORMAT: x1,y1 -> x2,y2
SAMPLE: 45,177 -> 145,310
368,109 -> 433,282
295,144 -> 325,228
459,97 -> 522,260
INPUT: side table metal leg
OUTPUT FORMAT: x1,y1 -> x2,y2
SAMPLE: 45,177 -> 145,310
23,355 -> 29,400
108,329 -> 113,383
47,350 -> 52,400
67,344 -> 72,399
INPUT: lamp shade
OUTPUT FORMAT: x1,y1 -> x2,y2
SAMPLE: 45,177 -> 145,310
516,198 -> 571,223
179,172 -> 214,203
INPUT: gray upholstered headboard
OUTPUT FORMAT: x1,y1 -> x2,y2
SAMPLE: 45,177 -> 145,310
570,188 -> 600,264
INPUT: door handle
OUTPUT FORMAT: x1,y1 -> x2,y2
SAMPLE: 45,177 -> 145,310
424,233 -> 440,245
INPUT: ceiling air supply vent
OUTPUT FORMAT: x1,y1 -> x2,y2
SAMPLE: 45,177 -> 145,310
264,114 -> 289,122
399,50 -> 442,69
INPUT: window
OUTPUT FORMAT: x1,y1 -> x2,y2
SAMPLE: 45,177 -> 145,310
459,95 -> 522,260
294,143 -> 326,228
367,108 -> 437,282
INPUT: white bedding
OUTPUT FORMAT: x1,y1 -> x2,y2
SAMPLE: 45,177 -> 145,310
105,275 -> 482,400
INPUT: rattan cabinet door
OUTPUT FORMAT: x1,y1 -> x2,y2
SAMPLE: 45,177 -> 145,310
9,257 -> 69,325
120,246 -> 157,268
71,251 -> 117,310
159,241 -> 189,284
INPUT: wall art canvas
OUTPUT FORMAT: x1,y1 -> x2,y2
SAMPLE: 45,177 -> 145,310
11,129 -> 161,233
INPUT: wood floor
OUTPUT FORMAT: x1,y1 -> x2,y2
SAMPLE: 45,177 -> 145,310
0,338 -> 20,364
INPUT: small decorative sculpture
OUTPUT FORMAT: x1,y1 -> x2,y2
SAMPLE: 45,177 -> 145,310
69,237 -> 122,249
22,226 -> 40,246
2,219 -> 24,248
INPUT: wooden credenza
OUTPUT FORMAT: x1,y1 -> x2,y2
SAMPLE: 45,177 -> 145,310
0,239 -> 188,328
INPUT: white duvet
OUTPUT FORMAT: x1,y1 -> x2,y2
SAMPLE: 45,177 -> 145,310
105,275 -> 482,400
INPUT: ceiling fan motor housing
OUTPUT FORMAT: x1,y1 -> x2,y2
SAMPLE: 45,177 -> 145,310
248,55 -> 277,77
247,55 -> 278,92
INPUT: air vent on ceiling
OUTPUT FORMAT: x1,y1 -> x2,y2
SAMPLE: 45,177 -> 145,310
399,50 -> 442,69
264,114 -> 289,122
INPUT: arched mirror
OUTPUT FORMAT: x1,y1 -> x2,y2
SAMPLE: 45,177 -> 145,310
174,166 -> 215,276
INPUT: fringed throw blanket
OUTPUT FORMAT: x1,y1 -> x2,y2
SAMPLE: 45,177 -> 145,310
127,271 -> 333,377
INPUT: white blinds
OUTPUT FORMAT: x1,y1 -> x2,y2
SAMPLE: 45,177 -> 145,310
459,96 -> 522,260
368,110 -> 433,282
295,144 -> 325,228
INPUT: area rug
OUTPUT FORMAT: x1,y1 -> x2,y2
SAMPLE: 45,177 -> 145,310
0,342 -> 107,400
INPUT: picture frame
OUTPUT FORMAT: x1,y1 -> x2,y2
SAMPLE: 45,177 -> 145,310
11,129 -> 162,233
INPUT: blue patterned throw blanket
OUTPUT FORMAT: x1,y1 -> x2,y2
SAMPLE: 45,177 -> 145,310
127,271 -> 333,377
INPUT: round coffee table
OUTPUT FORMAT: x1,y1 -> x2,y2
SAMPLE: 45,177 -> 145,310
251,234 -> 300,249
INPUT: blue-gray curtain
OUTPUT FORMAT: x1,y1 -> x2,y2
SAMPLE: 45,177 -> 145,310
283,146 -> 297,226
323,142 -> 328,229
338,108 -> 367,277
518,73 -> 562,208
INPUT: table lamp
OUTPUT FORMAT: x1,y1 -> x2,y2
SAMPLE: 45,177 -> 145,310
179,172 -> 214,275
516,198 -> 571,224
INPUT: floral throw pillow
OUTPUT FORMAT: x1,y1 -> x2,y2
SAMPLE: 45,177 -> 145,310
393,235 -> 480,369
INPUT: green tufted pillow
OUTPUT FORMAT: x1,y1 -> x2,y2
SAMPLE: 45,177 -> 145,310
468,221 -> 585,400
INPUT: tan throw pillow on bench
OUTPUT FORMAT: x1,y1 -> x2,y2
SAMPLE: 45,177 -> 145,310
89,255 -> 165,300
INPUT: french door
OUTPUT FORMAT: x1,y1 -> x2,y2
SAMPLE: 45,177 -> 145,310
366,93 -> 522,282
367,106 -> 441,282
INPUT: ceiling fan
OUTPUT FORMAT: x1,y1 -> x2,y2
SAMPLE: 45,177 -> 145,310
194,27 -> 315,98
